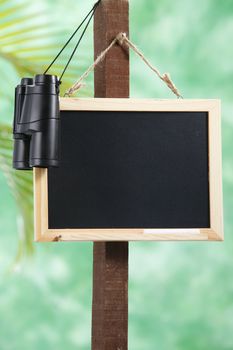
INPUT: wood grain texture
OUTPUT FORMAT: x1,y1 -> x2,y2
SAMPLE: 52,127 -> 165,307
208,100 -> 224,239
94,0 -> 129,98
92,243 -> 128,350
92,1 -> 129,349
60,97 -> 219,111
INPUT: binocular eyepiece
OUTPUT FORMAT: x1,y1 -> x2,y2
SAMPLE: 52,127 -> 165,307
13,74 -> 60,170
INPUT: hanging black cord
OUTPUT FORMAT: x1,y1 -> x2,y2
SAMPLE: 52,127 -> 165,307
59,2 -> 99,82
43,7 -> 94,75
43,0 -> 101,77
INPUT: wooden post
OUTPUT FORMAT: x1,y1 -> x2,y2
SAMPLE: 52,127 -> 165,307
92,1 -> 129,349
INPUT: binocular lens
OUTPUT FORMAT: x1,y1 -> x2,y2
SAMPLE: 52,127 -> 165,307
13,137 -> 32,170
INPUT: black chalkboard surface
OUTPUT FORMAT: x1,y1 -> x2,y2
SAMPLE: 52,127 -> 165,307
48,110 -> 210,229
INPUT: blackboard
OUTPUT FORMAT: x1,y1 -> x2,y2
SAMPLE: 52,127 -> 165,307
34,99 -> 223,241
48,110 -> 209,229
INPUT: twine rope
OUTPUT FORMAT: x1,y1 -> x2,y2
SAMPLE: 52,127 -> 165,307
65,32 -> 182,98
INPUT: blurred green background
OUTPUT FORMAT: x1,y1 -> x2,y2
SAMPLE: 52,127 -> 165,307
0,0 -> 233,349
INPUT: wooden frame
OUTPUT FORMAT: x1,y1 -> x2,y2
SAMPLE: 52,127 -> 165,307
34,98 -> 223,242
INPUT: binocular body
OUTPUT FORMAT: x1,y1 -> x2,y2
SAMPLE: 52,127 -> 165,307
13,74 -> 60,170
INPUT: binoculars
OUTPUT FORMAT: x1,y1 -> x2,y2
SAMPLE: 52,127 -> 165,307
13,74 -> 60,170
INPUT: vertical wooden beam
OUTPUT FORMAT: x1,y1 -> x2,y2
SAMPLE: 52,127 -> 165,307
92,1 -> 129,349
93,0 -> 129,98
92,243 -> 129,350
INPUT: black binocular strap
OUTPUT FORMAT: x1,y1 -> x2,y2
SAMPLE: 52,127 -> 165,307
44,0 -> 101,82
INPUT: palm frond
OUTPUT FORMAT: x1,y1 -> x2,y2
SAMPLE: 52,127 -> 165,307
0,124 -> 34,257
0,0 -> 93,256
